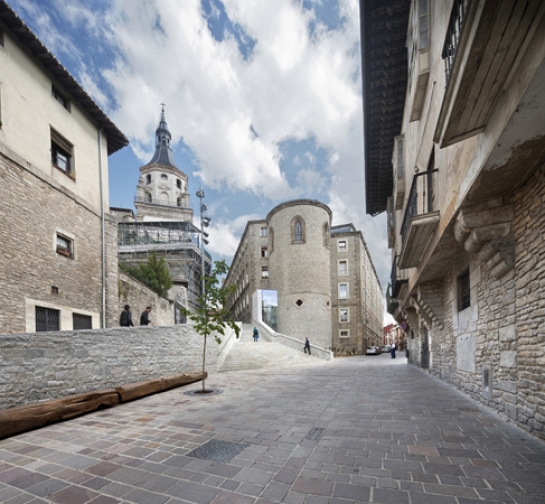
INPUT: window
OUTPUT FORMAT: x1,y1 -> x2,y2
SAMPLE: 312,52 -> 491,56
146,174 -> 151,184
146,193 -> 152,203
177,197 -> 181,207
51,129 -> 73,176
36,307 -> 60,332
458,269 -> 470,311
338,240 -> 347,252
339,283 -> 348,299
338,260 -> 348,275
261,227 -> 268,237
161,174 -> 168,180
56,234 -> 73,258
52,85 -> 69,110
418,0 -> 429,49
270,228 -> 274,253
177,179 -> 182,189
394,136 -> 404,178
339,330 -> 349,338
339,308 -> 349,323
294,220 -> 303,242
261,266 -> 269,279
261,247 -> 268,258
323,223 -> 330,248
73,313 -> 92,330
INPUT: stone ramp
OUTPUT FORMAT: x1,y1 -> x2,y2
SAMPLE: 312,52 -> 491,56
218,324 -> 319,372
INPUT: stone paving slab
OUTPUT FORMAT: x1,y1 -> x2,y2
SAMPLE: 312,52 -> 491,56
0,356 -> 544,503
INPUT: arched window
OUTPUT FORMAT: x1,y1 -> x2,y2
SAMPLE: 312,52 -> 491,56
161,174 -> 168,180
294,221 -> 302,242
177,179 -> 182,189
146,174 -> 151,184
292,217 -> 305,243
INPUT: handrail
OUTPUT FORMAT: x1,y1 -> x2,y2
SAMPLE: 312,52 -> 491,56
401,169 -> 438,243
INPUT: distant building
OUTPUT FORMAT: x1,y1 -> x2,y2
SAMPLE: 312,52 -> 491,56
0,1 -> 128,333
224,200 -> 383,353
115,107 -> 209,313
361,0 -> 545,438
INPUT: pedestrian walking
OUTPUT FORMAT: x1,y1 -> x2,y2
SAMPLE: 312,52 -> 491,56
253,327 -> 259,342
119,305 -> 134,327
304,337 -> 311,355
140,306 -> 152,326
391,342 -> 396,359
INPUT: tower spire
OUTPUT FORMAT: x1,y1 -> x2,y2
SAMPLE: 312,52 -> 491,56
146,103 -> 177,168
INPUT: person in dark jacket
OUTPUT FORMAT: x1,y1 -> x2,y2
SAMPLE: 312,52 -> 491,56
119,305 -> 134,327
140,306 -> 152,326
304,337 -> 311,355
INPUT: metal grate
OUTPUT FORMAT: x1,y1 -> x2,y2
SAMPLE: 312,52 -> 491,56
73,313 -> 92,330
36,307 -> 60,332
187,440 -> 248,463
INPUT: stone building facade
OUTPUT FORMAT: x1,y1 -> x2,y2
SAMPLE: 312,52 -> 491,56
330,225 -> 384,354
361,0 -> 545,439
0,2 -> 128,334
225,200 -> 383,353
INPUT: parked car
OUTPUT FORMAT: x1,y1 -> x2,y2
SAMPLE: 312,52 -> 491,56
366,346 -> 381,355
381,345 -> 392,354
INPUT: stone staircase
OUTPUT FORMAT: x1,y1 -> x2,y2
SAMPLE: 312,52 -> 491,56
218,324 -> 321,372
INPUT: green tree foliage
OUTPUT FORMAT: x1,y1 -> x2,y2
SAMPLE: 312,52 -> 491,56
180,260 -> 240,392
120,251 -> 173,298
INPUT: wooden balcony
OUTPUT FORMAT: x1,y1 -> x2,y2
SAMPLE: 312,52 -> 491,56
434,0 -> 545,147
399,170 -> 440,269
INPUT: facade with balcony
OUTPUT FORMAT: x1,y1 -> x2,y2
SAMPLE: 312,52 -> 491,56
361,0 -> 545,439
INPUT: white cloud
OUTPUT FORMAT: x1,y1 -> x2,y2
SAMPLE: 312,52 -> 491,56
205,213 -> 262,259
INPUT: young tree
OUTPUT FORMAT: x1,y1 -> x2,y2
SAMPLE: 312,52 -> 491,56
120,251 -> 173,298
180,260 -> 240,392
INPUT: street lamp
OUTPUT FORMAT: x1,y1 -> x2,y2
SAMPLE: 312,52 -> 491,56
196,187 -> 210,297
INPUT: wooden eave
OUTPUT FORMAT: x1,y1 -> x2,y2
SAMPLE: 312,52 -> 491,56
360,0 -> 410,216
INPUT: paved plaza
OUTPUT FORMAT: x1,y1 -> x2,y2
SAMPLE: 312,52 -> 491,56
0,356 -> 544,504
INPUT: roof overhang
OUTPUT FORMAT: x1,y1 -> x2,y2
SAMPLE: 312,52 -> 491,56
360,0 -> 410,216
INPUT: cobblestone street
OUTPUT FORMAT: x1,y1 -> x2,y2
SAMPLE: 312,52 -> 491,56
1,356 -> 544,504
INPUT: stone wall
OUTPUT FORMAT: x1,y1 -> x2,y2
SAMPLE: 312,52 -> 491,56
512,163 -> 545,435
407,164 -> 545,440
0,323 -> 239,409
0,149 -> 117,334
117,271 -> 175,327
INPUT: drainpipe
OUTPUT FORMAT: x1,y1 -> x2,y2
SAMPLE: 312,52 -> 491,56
98,129 -> 106,328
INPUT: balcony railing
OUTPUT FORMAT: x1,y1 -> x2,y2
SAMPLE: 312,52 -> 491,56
442,0 -> 470,85
134,195 -> 192,210
401,169 -> 438,243
390,255 -> 407,299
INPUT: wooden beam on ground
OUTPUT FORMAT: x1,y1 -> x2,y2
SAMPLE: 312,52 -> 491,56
0,371 -> 205,439
0,389 -> 119,439
116,371 -> 206,402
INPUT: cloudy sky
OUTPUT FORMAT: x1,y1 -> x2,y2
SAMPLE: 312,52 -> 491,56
10,0 -> 392,323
